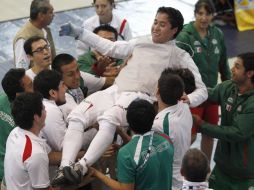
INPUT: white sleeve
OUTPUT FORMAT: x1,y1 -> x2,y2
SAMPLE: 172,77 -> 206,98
78,28 -> 136,59
80,71 -> 105,95
42,106 -> 67,151
178,51 -> 208,107
25,153 -> 50,188
76,39 -> 90,57
60,93 -> 78,120
14,39 -> 30,69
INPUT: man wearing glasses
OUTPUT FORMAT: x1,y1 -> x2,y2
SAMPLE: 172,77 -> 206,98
24,36 -> 52,80
13,0 -> 55,69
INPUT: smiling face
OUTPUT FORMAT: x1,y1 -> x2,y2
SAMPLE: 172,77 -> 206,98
29,39 -> 52,69
194,6 -> 213,31
151,12 -> 177,43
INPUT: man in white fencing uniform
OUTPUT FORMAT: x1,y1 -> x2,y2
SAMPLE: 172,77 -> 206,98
52,6 -> 207,185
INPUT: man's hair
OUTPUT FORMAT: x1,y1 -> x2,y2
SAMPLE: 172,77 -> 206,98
93,0 -> 115,7
30,0 -> 51,20
127,99 -> 155,134
24,36 -> 48,56
93,24 -> 118,40
181,148 -> 210,182
33,70 -> 62,99
166,68 -> 196,94
52,53 -> 75,73
11,92 -> 43,130
194,0 -> 215,15
1,68 -> 26,102
158,68 -> 185,105
157,7 -> 184,38
238,52 -> 254,83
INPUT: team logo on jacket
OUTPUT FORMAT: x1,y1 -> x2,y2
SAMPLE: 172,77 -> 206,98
212,39 -> 218,44
194,41 -> 201,46
227,97 -> 234,103
214,47 -> 220,54
226,104 -> 232,112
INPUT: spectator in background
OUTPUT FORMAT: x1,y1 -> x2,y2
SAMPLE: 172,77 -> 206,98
76,0 -> 132,56
13,0 -> 55,69
176,0 -> 231,162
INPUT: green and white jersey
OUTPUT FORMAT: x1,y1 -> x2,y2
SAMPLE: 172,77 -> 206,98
117,131 -> 174,190
152,101 -> 192,190
0,93 -> 15,180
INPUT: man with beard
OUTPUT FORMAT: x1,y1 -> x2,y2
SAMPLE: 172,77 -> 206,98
193,52 -> 254,189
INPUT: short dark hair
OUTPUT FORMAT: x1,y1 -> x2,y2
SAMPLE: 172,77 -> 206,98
194,0 -> 215,15
1,68 -> 26,102
181,148 -> 210,182
127,99 -> 155,134
93,0 -> 115,7
33,70 -> 62,99
238,52 -> 254,83
30,0 -> 51,20
157,7 -> 184,38
52,53 -> 75,73
11,92 -> 43,130
24,36 -> 48,55
158,68 -> 185,105
93,24 -> 118,40
166,68 -> 196,94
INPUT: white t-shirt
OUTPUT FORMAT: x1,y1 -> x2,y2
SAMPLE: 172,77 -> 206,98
25,69 -> 36,81
152,101 -> 192,190
4,127 -> 50,190
76,13 -> 132,56
40,99 -> 67,151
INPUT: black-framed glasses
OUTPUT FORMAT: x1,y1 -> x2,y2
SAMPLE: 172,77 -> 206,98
32,44 -> 51,54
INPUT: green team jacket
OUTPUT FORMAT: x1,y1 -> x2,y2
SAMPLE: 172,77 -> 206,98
176,22 -> 231,88
77,51 -> 123,76
200,80 -> 254,179
0,93 -> 15,180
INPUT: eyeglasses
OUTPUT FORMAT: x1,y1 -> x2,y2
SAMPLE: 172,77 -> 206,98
32,44 -> 51,54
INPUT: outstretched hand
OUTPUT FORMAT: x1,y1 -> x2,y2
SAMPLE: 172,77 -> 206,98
59,23 -> 83,38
